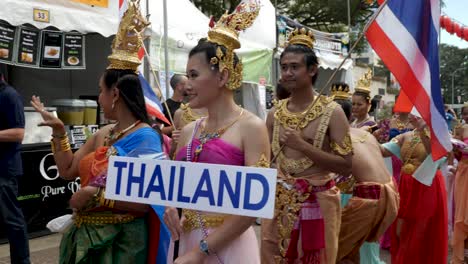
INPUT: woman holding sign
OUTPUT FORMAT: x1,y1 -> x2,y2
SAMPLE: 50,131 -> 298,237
30,2 -> 163,263
163,2 -> 270,264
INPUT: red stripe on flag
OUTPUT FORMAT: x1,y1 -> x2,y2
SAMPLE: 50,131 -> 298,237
119,0 -> 124,8
138,48 -> 145,60
366,21 -> 447,159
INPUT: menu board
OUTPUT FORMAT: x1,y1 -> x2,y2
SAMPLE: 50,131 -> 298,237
62,33 -> 85,69
40,31 -> 63,68
16,27 -> 40,67
0,22 -> 17,63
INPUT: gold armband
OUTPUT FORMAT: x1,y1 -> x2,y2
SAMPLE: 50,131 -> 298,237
99,189 -> 115,209
330,133 -> 353,155
252,154 -> 270,168
51,136 -> 71,154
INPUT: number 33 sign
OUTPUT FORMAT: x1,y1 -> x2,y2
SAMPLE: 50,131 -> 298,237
33,8 -> 50,23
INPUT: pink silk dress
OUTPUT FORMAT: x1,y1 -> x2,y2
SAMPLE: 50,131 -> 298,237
175,137 -> 260,264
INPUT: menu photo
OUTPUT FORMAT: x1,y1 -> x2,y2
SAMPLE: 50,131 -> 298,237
16,27 -> 41,67
62,33 -> 85,69
40,31 -> 63,68
0,21 -> 17,63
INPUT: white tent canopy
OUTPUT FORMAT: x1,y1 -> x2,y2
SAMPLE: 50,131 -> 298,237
0,0 -> 119,36
147,0 -> 275,88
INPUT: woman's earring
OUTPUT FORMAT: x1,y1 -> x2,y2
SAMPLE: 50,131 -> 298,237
111,101 -> 115,110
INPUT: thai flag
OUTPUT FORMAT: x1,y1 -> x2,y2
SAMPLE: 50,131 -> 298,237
139,74 -> 171,125
366,0 -> 452,160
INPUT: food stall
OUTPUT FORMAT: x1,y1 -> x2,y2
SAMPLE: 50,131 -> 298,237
0,0 -> 119,241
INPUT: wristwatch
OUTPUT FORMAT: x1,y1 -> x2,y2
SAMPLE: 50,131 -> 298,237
199,239 -> 210,256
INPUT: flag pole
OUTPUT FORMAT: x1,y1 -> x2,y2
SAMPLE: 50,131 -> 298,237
271,0 -> 389,163
141,41 -> 176,126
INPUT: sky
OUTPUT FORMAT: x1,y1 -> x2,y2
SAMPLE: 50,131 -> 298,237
441,0 -> 468,49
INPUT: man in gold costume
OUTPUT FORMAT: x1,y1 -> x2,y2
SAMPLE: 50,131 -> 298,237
261,28 -> 353,264
331,84 -> 399,263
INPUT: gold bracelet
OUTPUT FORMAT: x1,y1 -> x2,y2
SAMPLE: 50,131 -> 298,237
99,189 -> 115,209
52,132 -> 68,139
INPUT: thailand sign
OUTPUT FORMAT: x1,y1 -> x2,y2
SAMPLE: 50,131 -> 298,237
105,157 -> 278,219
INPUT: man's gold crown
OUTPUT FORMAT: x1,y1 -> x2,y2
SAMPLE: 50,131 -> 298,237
107,0 -> 150,72
355,69 -> 373,94
287,28 -> 315,48
331,83 -> 351,100
207,1 -> 259,90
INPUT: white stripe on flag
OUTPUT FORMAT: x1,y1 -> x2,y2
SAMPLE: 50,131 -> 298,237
144,96 -> 163,113
430,0 -> 440,35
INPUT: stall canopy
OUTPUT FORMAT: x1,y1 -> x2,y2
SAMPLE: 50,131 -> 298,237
0,0 -> 119,36
147,0 -> 275,87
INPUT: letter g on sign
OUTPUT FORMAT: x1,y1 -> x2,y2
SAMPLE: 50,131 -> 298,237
40,153 -> 60,181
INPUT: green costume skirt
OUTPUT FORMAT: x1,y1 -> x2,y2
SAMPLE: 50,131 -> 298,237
59,217 -> 148,264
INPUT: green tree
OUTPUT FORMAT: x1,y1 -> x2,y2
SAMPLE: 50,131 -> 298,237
439,44 -> 468,104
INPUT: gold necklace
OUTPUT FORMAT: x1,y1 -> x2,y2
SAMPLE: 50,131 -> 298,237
181,103 -> 204,124
401,131 -> 422,174
193,108 -> 244,162
274,96 -> 332,129
395,117 -> 410,130
104,120 -> 141,146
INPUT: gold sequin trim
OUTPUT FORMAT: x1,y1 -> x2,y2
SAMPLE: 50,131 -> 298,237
182,209 -> 225,233
252,154 -> 270,168
273,96 -> 334,130
74,212 -> 135,227
330,133 -> 353,155
272,99 -> 338,175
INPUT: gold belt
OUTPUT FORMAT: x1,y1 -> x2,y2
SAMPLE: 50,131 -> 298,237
75,212 -> 135,227
183,209 -> 225,233
402,163 -> 419,175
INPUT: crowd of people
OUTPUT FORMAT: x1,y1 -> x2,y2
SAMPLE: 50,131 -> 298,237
0,1 -> 467,264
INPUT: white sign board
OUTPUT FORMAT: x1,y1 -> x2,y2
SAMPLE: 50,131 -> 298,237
105,156 -> 278,219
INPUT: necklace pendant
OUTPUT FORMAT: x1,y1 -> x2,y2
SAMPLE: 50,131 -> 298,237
195,144 -> 203,154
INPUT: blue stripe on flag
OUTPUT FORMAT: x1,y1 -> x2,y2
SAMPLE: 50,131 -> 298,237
387,0 -> 445,118
152,205 -> 171,264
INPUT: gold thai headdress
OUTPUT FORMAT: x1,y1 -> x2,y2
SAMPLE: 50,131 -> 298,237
355,69 -> 373,95
331,83 -> 351,100
107,0 -> 150,72
287,27 -> 315,48
207,1 -> 260,90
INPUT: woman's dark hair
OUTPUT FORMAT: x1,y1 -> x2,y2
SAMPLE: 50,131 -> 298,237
353,91 -> 371,104
280,42 -> 319,85
334,99 -> 352,121
188,38 -> 240,70
102,69 -> 150,125
276,80 -> 291,100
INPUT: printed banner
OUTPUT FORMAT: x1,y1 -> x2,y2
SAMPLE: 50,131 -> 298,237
106,157 -> 278,219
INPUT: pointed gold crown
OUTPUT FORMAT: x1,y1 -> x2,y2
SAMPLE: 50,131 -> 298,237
355,69 -> 373,94
207,1 -> 260,90
331,83 -> 351,100
287,27 -> 315,48
107,0 -> 150,72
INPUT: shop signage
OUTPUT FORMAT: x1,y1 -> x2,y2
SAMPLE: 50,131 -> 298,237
277,15 -> 349,55
40,31 -> 63,68
33,8 -> 50,23
0,21 -> 86,69
16,27 -> 40,67
0,22 -> 16,63
63,33 -> 85,69
67,125 -> 98,147
106,157 -> 278,219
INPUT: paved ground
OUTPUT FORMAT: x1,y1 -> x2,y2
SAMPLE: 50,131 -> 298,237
0,226 -> 395,264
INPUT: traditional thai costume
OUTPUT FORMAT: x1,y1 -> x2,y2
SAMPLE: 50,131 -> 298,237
174,118 -> 260,264
60,127 -> 163,263
262,93 -> 351,264
452,137 -> 468,264
383,132 -> 448,263
337,131 -> 399,263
